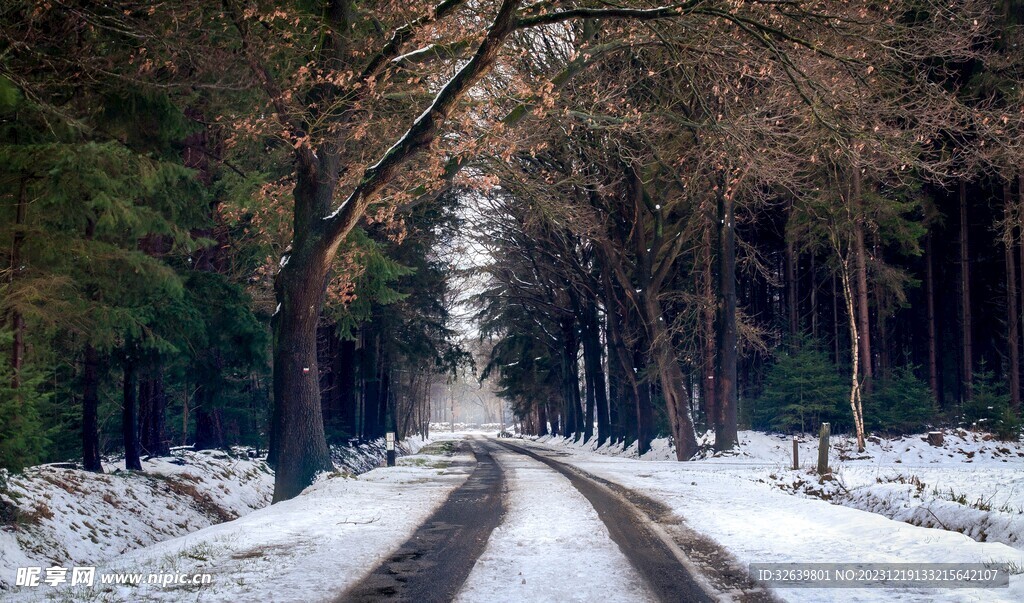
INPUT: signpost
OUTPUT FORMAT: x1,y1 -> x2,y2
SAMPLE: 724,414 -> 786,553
386,432 -> 396,467
817,423 -> 830,476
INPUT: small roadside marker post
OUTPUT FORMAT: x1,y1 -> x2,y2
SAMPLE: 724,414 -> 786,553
792,435 -> 799,470
386,432 -> 396,467
817,423 -> 830,476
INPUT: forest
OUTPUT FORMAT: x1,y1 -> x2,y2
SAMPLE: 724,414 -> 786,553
1,0 -> 1023,504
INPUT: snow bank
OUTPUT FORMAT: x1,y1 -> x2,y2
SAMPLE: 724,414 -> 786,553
841,482 -> 1023,549
735,430 -> 1024,551
0,437 -> 427,592
6,440 -> 469,602
533,429 -> 1024,552
330,435 -> 430,475
0,449 -> 274,588
528,433 -> 678,461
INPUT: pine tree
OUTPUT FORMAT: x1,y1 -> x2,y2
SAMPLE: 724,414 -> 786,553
0,77 -> 212,469
0,332 -> 48,471
962,361 -> 1016,438
754,340 -> 848,434
864,366 -> 935,434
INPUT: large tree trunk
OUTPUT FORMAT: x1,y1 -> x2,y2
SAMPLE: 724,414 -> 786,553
959,180 -> 973,402
262,0 -> 523,500
925,233 -> 940,405
699,211 -> 717,434
643,293 -> 698,460
852,169 -> 873,391
619,167 -> 696,459
270,243 -> 334,502
1005,181 -> 1021,411
82,344 -> 103,472
581,299 -> 610,445
715,189 -> 739,451
122,356 -> 142,471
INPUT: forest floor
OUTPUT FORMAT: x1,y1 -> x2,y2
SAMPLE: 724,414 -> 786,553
2,429 -> 1022,602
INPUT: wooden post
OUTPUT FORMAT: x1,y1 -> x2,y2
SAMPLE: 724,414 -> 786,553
817,423 -> 830,475
792,436 -> 799,470
386,431 -> 396,467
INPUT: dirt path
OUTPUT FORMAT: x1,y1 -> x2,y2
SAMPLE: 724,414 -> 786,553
337,438 -> 506,603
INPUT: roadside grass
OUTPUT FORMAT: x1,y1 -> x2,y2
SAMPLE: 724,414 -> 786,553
418,440 -> 458,456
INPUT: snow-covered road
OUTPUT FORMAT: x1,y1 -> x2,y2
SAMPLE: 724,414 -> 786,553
343,439 -> 506,602
455,445 -> 656,603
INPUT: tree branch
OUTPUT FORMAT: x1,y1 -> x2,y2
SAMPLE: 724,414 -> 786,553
357,0 -> 469,84
321,0 -> 523,255
221,0 -> 315,166
514,2 -> 702,29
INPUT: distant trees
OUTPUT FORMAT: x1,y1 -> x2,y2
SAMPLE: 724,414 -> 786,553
315,194 -> 469,447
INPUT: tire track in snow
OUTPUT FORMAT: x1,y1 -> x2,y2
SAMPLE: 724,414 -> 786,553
338,438 -> 505,603
455,443 -> 657,603
497,440 -> 777,603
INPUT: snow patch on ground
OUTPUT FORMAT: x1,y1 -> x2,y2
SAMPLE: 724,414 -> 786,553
734,430 -> 1024,552
535,429 -> 1024,551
